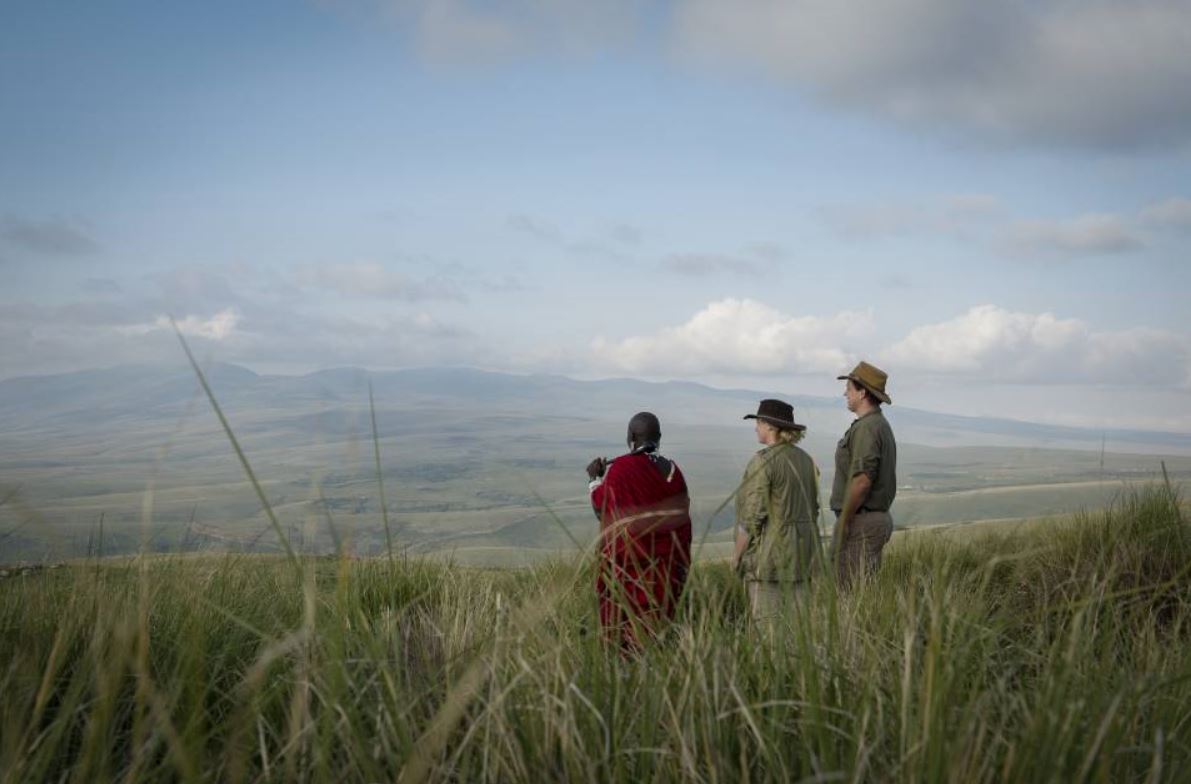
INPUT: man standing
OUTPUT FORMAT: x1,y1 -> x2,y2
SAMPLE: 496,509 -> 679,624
831,361 -> 897,588
587,412 -> 692,653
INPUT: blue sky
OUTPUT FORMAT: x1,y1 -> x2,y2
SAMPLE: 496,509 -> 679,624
2,0 -> 1190,430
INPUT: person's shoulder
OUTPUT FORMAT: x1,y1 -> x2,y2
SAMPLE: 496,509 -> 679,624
858,410 -> 888,432
751,445 -> 784,473
661,455 -> 685,485
775,443 -> 813,472
601,453 -> 633,481
606,452 -> 635,470
871,409 -> 895,436
608,451 -> 653,476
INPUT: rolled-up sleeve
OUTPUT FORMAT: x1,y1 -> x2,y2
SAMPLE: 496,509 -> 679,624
848,426 -> 881,480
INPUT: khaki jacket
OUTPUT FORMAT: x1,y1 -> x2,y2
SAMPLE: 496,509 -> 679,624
736,443 -> 823,583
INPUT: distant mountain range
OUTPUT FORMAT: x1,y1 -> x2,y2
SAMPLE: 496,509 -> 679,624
2,363 -> 1188,455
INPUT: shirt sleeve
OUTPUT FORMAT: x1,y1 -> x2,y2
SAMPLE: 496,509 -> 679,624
735,454 -> 770,535
813,460 -> 822,519
847,422 -> 881,480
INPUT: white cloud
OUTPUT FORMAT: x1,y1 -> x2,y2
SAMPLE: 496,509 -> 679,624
2,297 -> 482,379
885,305 -> 1191,386
591,298 -> 873,376
115,309 -> 241,341
671,0 -> 1191,149
1006,214 -> 1143,256
1141,197 -> 1191,229
160,309 -> 239,341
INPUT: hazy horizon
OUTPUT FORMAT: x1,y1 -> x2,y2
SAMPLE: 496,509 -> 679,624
9,357 -> 1191,436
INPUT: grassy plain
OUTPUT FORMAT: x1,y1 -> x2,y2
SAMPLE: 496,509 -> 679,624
2,487 -> 1189,782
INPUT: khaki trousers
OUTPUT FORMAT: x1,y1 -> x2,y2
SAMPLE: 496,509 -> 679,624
836,510 -> 893,588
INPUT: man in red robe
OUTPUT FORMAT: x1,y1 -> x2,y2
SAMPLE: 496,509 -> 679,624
587,412 -> 692,653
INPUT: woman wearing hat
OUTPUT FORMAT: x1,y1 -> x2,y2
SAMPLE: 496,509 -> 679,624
733,399 -> 823,622
830,361 -> 897,588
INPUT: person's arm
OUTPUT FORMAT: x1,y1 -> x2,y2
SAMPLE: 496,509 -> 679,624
834,427 -> 878,562
732,455 -> 769,570
813,461 -> 822,522
587,457 -> 608,521
733,525 -> 749,566
834,473 -> 872,553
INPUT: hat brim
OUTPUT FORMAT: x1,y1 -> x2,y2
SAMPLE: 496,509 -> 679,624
837,374 -> 892,405
743,414 -> 807,431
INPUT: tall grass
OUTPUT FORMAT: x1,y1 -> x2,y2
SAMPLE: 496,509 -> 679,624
1,487 -> 1188,783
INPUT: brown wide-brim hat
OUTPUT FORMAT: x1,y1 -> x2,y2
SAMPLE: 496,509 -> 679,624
743,398 -> 807,431
838,361 -> 892,405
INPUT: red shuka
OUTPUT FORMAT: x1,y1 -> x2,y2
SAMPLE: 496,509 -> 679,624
590,452 -> 693,653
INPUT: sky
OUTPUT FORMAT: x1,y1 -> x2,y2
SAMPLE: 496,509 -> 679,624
2,0 -> 1190,431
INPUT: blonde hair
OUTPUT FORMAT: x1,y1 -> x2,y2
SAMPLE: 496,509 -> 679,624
758,420 -> 805,445
776,428 -> 804,445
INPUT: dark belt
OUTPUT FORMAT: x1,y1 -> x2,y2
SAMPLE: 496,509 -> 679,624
834,507 -> 886,518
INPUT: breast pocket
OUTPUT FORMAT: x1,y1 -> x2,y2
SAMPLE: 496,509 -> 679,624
835,436 -> 850,468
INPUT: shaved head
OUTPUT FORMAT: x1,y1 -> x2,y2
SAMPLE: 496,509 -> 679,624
627,411 -> 661,448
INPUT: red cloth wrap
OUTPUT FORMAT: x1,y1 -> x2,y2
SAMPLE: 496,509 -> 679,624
590,452 -> 693,652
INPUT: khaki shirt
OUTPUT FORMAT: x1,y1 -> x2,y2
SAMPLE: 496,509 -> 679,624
830,409 -> 897,512
735,443 -> 822,583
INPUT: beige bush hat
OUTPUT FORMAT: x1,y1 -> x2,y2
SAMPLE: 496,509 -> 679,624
837,361 -> 892,405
